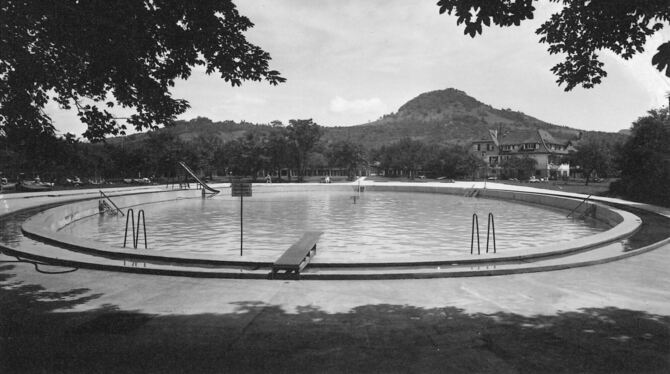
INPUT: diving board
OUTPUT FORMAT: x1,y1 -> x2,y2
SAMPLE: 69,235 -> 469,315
270,231 -> 323,280
178,161 -> 220,194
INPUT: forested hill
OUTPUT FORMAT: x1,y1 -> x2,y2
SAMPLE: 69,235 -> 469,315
110,88 -> 625,148
322,88 -> 586,147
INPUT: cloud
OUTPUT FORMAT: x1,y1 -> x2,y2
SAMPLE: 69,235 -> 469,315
329,96 -> 386,114
214,93 -> 267,118
222,93 -> 267,106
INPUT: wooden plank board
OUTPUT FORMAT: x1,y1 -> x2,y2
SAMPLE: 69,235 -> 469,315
273,231 -> 323,269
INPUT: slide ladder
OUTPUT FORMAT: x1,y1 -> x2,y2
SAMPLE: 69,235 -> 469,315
178,161 -> 220,194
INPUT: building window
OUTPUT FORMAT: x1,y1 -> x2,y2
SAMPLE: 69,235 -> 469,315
523,143 -> 536,150
476,144 -> 481,151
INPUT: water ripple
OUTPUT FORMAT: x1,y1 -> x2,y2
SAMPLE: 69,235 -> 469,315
62,191 -> 610,261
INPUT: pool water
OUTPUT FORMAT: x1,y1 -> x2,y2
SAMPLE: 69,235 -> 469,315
59,190 -> 611,262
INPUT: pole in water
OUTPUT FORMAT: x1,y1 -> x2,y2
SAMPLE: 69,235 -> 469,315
240,195 -> 243,256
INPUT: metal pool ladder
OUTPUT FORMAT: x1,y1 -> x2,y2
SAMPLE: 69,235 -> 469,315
470,213 -> 496,255
123,209 -> 147,249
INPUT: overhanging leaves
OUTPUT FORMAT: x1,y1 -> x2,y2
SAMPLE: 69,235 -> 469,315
436,0 -> 670,90
0,0 -> 285,141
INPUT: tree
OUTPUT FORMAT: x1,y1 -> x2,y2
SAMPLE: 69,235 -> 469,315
499,156 -> 538,180
422,144 -> 480,179
193,135 -> 224,179
1,1 -> 285,141
611,108 -> 670,206
374,138 -> 427,178
265,127 -> 291,181
327,140 -> 367,180
568,137 -> 615,185
437,0 -> 670,90
143,131 -> 185,178
286,119 -> 322,182
458,151 -> 487,180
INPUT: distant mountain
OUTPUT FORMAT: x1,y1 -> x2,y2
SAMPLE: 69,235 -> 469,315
106,117 -> 270,146
321,88 -> 587,148
109,88 -> 627,149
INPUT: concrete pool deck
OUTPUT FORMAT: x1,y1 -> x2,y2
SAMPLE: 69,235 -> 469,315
1,183 -> 669,373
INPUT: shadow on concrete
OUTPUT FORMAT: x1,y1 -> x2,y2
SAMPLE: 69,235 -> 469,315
1,271 -> 668,373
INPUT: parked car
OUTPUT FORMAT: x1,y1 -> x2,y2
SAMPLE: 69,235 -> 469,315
1,177 -> 17,191
529,176 -> 540,183
18,178 -> 53,192
65,177 -> 84,187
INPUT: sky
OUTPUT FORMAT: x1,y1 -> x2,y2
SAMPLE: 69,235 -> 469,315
46,0 -> 670,137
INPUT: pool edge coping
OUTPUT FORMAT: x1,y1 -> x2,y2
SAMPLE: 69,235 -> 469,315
16,183 -> 643,268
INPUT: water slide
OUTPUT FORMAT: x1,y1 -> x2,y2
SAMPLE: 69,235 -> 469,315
178,161 -> 220,194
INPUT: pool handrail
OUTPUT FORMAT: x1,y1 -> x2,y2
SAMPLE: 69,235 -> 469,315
471,213 -> 480,255
486,213 -> 496,253
99,190 -> 124,216
123,208 -> 135,248
135,210 -> 147,249
567,194 -> 592,218
123,209 -> 147,249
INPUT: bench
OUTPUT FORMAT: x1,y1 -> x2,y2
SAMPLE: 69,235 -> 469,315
270,231 -> 323,280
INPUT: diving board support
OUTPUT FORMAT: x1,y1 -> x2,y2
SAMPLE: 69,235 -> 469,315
178,161 -> 220,194
270,231 -> 323,280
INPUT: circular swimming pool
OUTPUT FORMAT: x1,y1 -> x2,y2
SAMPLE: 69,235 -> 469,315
56,189 -> 610,263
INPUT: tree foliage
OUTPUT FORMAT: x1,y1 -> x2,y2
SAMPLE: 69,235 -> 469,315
327,140 -> 367,179
0,0 -> 284,141
286,119 -> 322,181
499,156 -> 538,180
373,138 -> 483,179
611,108 -> 670,206
568,137 -> 615,185
437,0 -> 670,90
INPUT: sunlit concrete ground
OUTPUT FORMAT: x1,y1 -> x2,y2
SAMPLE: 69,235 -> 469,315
1,183 -> 669,373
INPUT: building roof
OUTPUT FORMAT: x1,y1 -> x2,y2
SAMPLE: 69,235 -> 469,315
481,129 -> 572,155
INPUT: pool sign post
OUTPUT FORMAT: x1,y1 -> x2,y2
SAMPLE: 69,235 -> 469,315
231,182 -> 252,256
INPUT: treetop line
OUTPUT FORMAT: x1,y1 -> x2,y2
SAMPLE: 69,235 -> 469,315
1,1 -> 668,141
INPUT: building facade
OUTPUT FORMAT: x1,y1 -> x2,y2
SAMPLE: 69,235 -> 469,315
472,129 -> 575,179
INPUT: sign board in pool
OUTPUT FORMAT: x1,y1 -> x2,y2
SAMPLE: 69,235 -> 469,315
231,182 -> 252,197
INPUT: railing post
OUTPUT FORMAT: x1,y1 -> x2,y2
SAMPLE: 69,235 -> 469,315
470,213 -> 481,254
486,213 -> 496,254
135,210 -> 147,249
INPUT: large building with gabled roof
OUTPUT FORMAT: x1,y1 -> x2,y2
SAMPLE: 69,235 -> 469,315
471,129 -> 577,179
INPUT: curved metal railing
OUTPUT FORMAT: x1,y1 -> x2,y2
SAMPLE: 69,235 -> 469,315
123,209 -> 147,249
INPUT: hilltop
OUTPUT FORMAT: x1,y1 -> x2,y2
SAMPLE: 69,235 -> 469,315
321,88 -> 586,148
